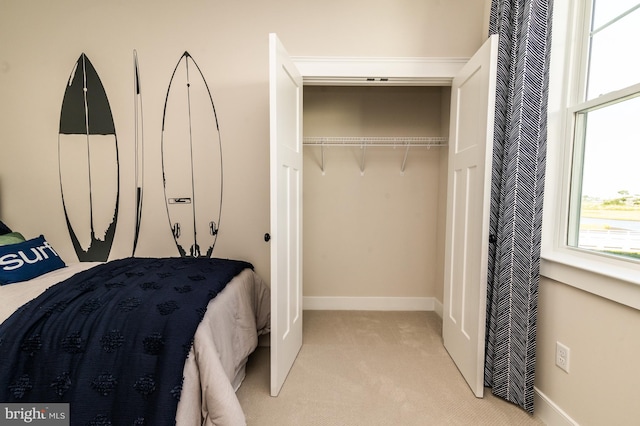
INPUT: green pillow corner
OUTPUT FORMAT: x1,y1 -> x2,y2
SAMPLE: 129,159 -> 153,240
0,232 -> 26,246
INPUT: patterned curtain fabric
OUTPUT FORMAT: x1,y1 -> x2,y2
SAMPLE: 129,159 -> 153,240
484,0 -> 554,413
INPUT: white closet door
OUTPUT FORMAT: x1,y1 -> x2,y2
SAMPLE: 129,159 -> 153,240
269,33 -> 304,397
443,34 -> 498,397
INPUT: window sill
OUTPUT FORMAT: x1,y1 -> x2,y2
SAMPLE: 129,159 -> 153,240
540,248 -> 640,311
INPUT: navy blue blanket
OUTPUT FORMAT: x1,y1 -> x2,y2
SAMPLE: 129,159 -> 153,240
0,257 -> 252,425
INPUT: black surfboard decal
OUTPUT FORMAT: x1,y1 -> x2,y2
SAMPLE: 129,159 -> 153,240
161,51 -> 222,258
58,53 -> 119,262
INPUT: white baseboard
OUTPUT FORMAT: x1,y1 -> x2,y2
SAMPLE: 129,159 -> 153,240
534,387 -> 579,426
433,298 -> 443,318
303,296 -> 437,311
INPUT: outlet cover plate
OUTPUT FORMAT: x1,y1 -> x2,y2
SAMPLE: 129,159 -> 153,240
556,341 -> 570,373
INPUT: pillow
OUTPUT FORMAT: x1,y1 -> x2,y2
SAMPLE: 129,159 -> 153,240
0,220 -> 11,235
0,235 -> 66,285
0,232 -> 26,246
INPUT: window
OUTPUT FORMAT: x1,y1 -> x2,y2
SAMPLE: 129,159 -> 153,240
567,1 -> 640,262
542,0 -> 640,310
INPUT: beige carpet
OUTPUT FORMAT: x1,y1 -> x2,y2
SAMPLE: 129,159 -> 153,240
236,311 -> 543,426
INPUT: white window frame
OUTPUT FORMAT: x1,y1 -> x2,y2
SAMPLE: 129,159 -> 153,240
541,0 -> 640,310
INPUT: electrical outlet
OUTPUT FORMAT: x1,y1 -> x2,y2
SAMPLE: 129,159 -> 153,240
556,341 -> 570,373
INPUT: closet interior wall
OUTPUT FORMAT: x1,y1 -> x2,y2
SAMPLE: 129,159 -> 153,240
303,85 -> 450,302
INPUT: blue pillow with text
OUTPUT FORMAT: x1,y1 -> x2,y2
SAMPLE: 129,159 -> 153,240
0,235 -> 66,285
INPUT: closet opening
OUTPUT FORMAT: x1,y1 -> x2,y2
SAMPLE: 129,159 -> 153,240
302,85 -> 451,311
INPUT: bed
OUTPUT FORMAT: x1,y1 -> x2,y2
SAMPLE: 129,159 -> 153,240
0,231 -> 270,426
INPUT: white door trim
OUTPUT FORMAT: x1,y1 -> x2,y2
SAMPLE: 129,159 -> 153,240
292,56 -> 469,86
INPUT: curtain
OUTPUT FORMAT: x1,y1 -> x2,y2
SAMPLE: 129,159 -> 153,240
484,0 -> 554,413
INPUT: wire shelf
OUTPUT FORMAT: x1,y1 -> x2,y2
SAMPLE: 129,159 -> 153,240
303,136 -> 447,174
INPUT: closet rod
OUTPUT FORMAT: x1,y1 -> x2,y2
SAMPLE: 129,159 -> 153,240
303,136 -> 448,147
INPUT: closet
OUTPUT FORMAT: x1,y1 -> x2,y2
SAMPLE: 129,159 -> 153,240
270,33 -> 498,397
302,85 -> 450,309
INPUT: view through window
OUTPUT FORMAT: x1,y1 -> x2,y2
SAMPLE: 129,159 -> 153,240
568,1 -> 640,261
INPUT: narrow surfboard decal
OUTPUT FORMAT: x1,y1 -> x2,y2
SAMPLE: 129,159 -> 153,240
58,53 -> 119,262
132,50 -> 143,256
161,51 -> 222,258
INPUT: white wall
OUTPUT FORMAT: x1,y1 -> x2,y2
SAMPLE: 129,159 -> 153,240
535,278 -> 640,425
0,0 -> 487,281
303,86 -> 446,299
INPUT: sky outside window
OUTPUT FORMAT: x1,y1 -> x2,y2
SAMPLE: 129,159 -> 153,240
581,2 -> 640,200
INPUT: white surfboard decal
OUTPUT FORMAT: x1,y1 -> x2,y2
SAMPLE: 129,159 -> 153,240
161,52 -> 222,258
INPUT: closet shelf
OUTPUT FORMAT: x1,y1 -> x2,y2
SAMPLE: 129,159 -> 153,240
303,136 -> 448,174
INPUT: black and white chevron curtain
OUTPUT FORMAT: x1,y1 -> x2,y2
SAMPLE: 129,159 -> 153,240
484,0 -> 553,413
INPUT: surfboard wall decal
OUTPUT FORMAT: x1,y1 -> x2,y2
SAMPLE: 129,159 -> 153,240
161,51 -> 222,258
59,53 -> 119,262
132,50 -> 144,256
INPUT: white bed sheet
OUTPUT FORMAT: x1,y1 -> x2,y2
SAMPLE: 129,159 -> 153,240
0,261 -> 270,426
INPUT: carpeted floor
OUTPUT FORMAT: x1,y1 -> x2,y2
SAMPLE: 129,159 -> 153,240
236,311 -> 543,425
